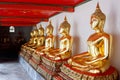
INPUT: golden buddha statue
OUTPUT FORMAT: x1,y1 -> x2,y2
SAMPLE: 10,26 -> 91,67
28,25 -> 45,68
25,31 -> 34,46
32,25 -> 45,49
20,29 -> 37,57
36,21 -> 55,54
29,21 -> 54,68
67,3 -> 112,73
45,17 -> 73,61
21,30 -> 34,50
27,29 -> 38,48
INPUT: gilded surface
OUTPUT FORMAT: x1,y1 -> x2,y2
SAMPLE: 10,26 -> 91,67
68,3 -> 112,73
36,21 -> 55,54
46,17 -> 73,60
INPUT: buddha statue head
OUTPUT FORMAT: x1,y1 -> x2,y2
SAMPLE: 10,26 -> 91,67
38,24 -> 44,36
46,20 -> 54,36
59,16 -> 71,35
90,3 -> 106,32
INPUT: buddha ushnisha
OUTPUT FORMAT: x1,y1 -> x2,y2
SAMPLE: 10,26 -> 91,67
68,3 -> 112,73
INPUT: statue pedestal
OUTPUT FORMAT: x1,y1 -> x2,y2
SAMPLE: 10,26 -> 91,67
19,56 -> 45,80
41,55 -> 67,72
19,55 -> 64,80
19,48 -> 26,57
29,57 -> 38,69
59,64 -> 118,80
35,55 -> 67,80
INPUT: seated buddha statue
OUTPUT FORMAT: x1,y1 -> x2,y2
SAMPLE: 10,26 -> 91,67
32,25 -> 45,49
21,30 -> 34,50
45,17 -> 73,61
27,29 -> 38,48
67,3 -> 112,73
36,21 -> 55,55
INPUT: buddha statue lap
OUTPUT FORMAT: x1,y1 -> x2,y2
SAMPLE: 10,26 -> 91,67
67,3 -> 112,74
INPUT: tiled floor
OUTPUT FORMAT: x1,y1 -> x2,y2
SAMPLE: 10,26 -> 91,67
0,60 -> 32,80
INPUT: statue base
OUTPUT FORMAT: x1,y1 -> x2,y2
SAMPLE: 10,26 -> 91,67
32,52 -> 41,63
19,48 -> 27,57
29,57 -> 39,69
24,53 -> 31,62
41,55 -> 68,72
59,64 -> 118,80
19,55 -> 63,80
24,50 -> 32,62
19,51 -> 26,57
19,56 -> 45,80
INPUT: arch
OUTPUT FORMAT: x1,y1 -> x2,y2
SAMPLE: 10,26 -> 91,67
9,26 -> 15,32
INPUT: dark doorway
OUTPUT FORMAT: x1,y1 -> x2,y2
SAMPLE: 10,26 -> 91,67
0,26 -> 32,60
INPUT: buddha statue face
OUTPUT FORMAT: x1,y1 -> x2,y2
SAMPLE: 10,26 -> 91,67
59,26 -> 64,34
46,21 -> 53,35
46,27 -> 53,35
59,16 -> 70,35
38,29 -> 44,36
90,16 -> 100,30
90,3 -> 106,32
38,25 -> 44,36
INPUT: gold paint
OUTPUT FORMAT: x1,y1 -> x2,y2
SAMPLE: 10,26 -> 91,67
36,21 -> 55,54
68,3 -> 112,73
46,17 -> 73,60
33,25 -> 45,48
22,25 -> 45,52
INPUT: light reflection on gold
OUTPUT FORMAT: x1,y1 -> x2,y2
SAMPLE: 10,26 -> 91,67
46,16 -> 73,60
36,21 -> 55,54
68,3 -> 112,73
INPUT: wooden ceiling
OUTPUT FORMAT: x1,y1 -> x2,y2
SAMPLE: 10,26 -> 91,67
0,0 -> 89,26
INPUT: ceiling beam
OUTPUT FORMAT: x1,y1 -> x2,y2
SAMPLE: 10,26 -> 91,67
0,0 -> 87,27
0,4 -> 74,12
0,0 -> 85,6
0,17 -> 48,22
0,23 -> 35,26
0,9 -> 59,18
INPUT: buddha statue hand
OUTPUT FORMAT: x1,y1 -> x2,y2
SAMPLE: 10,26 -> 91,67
54,54 -> 62,60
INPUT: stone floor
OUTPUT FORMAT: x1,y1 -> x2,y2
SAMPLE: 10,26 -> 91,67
0,60 -> 32,80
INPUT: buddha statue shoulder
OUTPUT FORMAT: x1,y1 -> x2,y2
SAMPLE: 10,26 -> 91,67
68,3 -> 112,73
36,21 -> 55,54
46,17 -> 73,61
